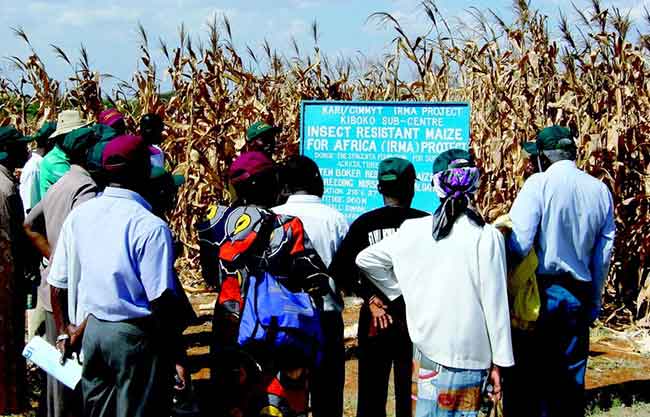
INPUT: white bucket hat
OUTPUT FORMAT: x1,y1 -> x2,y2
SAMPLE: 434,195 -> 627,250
49,110 -> 90,139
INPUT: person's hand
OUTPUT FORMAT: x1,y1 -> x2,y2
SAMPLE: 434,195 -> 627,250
55,334 -> 70,364
174,363 -> 189,391
56,324 -> 85,365
369,296 -> 393,330
68,324 -> 84,354
488,365 -> 502,402
495,225 -> 510,237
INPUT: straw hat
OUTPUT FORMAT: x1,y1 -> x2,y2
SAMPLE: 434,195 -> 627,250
49,110 -> 90,139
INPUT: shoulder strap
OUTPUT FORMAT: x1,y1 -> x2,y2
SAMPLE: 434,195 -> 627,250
247,209 -> 278,275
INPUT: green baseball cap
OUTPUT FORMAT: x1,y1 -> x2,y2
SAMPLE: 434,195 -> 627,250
91,124 -> 118,142
378,157 -> 416,182
246,121 -> 280,142
0,126 -> 32,144
432,149 -> 473,174
60,127 -> 99,155
86,124 -> 119,172
522,125 -> 575,156
150,166 -> 185,188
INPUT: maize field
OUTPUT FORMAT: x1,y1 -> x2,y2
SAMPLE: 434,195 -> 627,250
1,0 -> 649,327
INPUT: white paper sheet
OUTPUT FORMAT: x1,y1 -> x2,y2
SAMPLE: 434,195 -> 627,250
22,336 -> 82,389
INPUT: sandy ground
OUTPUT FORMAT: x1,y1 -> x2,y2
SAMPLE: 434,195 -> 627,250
184,293 -> 650,417
9,292 -> 650,417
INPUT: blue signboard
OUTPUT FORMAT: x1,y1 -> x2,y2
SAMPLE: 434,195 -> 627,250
301,100 -> 471,222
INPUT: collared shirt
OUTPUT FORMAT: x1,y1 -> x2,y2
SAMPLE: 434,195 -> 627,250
356,215 -> 514,370
25,165 -> 98,312
19,152 -> 43,213
39,146 -> 71,198
508,160 -> 615,309
273,194 -> 349,312
273,195 -> 348,267
48,187 -> 178,322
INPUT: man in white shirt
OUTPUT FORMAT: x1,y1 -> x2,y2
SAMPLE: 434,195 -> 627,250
506,126 -> 615,417
357,149 -> 513,417
20,122 -> 56,213
140,114 -> 166,169
273,155 -> 348,417
20,122 -> 57,342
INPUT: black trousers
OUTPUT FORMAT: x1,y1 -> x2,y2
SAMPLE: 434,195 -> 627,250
356,302 -> 412,417
81,316 -> 172,417
311,311 -> 345,417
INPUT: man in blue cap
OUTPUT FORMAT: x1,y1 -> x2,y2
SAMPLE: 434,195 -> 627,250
505,126 -> 616,417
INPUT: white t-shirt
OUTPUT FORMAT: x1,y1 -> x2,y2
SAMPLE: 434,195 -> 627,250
356,215 -> 514,370
19,153 -> 43,213
273,194 -> 349,312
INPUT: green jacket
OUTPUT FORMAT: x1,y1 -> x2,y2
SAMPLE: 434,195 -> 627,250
39,146 -> 70,198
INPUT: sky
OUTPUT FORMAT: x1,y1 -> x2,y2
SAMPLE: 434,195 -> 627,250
0,0 -> 646,93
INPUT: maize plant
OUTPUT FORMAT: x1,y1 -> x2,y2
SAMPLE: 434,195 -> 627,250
1,0 -> 649,326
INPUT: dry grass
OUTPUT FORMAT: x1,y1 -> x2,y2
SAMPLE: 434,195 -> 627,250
1,1 -> 649,324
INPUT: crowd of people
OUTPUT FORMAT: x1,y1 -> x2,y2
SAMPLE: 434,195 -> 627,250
0,109 -> 615,417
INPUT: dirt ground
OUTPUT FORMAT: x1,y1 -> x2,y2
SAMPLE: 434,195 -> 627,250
184,293 -> 650,417
9,292 -> 650,417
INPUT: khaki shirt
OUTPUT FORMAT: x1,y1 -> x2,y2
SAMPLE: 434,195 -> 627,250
25,165 -> 98,311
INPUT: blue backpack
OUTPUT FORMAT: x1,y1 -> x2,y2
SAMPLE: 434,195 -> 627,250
237,271 -> 324,368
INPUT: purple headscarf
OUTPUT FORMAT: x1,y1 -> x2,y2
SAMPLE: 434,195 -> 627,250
431,156 -> 484,241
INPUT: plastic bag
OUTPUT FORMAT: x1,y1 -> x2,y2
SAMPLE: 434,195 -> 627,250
494,215 -> 541,330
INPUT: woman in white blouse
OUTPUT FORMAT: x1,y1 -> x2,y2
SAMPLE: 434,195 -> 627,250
356,149 -> 514,417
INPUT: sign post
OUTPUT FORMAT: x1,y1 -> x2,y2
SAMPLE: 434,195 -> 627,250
301,100 -> 471,222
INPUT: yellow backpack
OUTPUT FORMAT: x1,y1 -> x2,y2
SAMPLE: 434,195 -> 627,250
494,215 -> 541,331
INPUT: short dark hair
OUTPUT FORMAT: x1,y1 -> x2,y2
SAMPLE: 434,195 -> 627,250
35,136 -> 51,150
280,155 -> 324,197
232,169 -> 279,207
378,177 -> 415,202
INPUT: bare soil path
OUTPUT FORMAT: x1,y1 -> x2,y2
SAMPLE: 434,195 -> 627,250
7,293 -> 650,417
184,293 -> 650,417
